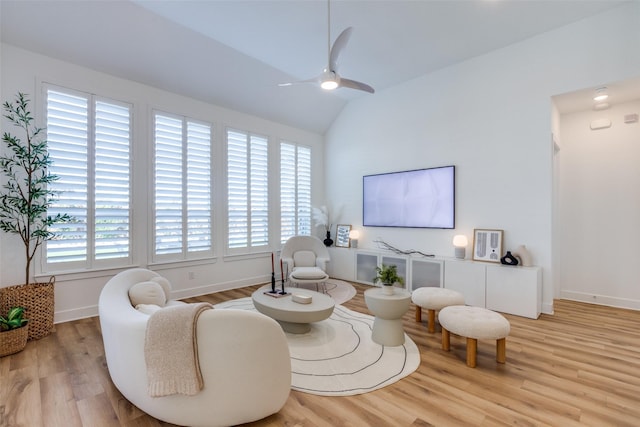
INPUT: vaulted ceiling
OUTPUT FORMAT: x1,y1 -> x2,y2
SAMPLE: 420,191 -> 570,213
1,0 -> 630,133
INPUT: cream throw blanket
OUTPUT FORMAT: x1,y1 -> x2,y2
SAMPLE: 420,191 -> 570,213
144,302 -> 213,397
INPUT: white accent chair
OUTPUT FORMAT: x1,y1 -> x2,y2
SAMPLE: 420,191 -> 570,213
281,236 -> 330,293
98,268 -> 291,427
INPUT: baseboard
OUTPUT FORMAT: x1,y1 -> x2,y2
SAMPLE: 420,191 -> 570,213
54,275 -> 269,324
170,275 -> 268,300
541,301 -> 554,315
560,290 -> 640,311
55,305 -> 100,324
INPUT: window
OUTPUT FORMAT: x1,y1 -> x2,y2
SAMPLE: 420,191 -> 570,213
280,142 -> 311,243
153,113 -> 212,260
226,129 -> 269,253
45,87 -> 132,269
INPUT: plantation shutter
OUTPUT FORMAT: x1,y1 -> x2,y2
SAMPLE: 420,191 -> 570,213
154,114 -> 183,255
94,100 -> 131,259
296,145 -> 312,236
280,143 -> 296,243
186,122 -> 212,252
46,90 -> 89,263
227,129 -> 269,252
153,113 -> 213,259
46,88 -> 132,266
280,142 -> 311,244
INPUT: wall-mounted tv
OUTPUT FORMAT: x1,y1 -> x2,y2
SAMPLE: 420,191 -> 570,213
363,165 -> 455,229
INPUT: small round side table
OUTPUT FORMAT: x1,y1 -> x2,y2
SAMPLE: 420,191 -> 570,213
364,287 -> 411,346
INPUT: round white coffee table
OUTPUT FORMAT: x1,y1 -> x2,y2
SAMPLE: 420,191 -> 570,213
252,287 -> 335,333
364,287 -> 411,346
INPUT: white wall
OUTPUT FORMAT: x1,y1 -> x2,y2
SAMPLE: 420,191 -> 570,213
0,44 -> 323,322
325,2 -> 640,314
558,100 -> 640,309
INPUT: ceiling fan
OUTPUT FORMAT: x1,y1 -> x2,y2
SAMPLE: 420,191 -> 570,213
279,0 -> 374,94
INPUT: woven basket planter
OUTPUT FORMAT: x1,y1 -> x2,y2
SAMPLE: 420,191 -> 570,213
0,325 -> 29,357
0,279 -> 54,340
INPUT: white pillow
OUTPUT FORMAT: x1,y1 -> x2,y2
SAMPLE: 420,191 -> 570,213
129,281 -> 167,307
135,304 -> 163,315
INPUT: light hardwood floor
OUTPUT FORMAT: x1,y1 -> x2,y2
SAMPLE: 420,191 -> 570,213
1,282 -> 639,426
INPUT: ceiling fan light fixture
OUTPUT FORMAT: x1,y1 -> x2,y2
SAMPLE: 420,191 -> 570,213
321,80 -> 339,90
593,87 -> 609,102
320,70 -> 339,90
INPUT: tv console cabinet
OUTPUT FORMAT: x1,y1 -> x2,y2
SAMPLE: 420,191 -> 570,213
328,248 -> 541,319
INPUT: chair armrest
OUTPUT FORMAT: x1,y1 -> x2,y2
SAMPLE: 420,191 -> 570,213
281,257 -> 294,274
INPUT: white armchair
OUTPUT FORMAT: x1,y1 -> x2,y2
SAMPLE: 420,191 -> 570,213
98,268 -> 291,427
280,236 -> 330,292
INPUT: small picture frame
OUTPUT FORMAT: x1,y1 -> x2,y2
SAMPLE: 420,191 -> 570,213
472,229 -> 503,262
335,224 -> 352,248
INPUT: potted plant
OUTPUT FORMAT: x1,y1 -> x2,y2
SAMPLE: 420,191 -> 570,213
374,264 -> 404,295
0,306 -> 29,357
0,93 -> 73,340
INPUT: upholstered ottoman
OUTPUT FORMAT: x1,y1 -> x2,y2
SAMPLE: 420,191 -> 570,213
411,287 -> 465,333
438,305 -> 510,367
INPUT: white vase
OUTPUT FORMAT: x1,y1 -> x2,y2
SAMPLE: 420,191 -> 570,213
382,285 -> 395,295
512,244 -> 533,267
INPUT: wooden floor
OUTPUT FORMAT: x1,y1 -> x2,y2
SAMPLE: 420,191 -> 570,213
1,282 -> 640,427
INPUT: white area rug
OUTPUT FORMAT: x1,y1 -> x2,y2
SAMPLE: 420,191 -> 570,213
215,297 -> 420,396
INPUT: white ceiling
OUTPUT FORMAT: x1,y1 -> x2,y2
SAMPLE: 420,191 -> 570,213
0,0 -> 632,133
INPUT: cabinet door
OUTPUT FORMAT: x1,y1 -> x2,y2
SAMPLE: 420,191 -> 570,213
444,260 -> 486,307
355,252 -> 378,285
326,247 -> 354,280
410,259 -> 443,292
486,266 -> 541,319
381,255 -> 408,289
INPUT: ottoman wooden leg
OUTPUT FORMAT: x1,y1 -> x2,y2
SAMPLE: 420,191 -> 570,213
427,309 -> 436,333
496,338 -> 506,364
441,328 -> 450,351
415,305 -> 422,322
466,338 -> 477,368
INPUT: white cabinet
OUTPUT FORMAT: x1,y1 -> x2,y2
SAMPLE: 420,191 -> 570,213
410,258 -> 443,290
353,250 -> 442,291
327,247 -> 354,279
486,265 -> 541,319
354,251 -> 409,289
443,259 -> 486,307
355,251 -> 380,285
336,248 -> 542,319
444,259 -> 542,319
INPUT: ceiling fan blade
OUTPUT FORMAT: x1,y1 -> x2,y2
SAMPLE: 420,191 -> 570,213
329,26 -> 353,71
278,76 -> 320,87
339,77 -> 375,94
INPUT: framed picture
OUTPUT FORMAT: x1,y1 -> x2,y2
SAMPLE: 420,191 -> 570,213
335,224 -> 352,248
472,229 -> 503,262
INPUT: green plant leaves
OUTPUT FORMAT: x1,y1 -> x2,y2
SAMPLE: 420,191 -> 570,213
373,263 -> 404,285
1,92 -> 75,285
0,306 -> 28,331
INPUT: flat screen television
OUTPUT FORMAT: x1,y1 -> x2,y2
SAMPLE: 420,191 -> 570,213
363,165 -> 455,229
